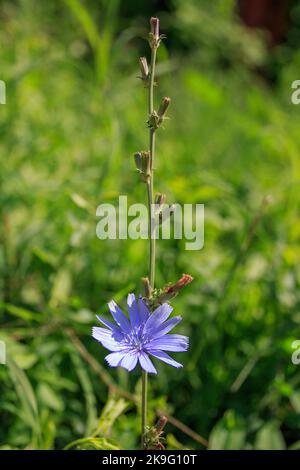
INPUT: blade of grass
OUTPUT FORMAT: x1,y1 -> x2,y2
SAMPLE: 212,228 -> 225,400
69,348 -> 98,436
6,356 -> 41,447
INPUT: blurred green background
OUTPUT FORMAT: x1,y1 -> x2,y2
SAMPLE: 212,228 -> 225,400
1,0 -> 300,450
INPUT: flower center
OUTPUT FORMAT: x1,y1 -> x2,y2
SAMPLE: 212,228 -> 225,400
127,331 -> 145,352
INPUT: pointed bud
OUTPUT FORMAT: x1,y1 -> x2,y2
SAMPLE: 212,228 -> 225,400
149,16 -> 166,49
155,416 -> 168,434
150,17 -> 160,42
154,194 -> 176,225
142,277 -> 152,299
157,274 -> 194,303
166,274 -> 194,294
158,97 -> 171,120
139,56 -> 149,82
134,151 -> 151,183
134,152 -> 142,171
155,192 -> 166,206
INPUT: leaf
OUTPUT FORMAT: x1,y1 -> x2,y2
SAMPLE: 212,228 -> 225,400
290,391 -> 300,413
50,268 -> 72,307
7,357 -> 41,444
209,410 -> 246,450
70,350 -> 98,436
4,336 -> 38,369
255,422 -> 286,450
32,247 -> 57,268
70,192 -> 92,211
289,440 -> 300,450
94,396 -> 128,437
37,383 -> 64,412
7,357 -> 38,419
40,410 -> 56,450
64,437 -> 121,450
64,0 -> 100,49
1,303 -> 43,323
166,433 -> 191,450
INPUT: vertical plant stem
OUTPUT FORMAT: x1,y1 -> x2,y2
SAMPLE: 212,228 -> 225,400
147,172 -> 155,287
141,41 -> 157,450
148,47 -> 157,287
149,48 -> 157,115
141,370 -> 148,449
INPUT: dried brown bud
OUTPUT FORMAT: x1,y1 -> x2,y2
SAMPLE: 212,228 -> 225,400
157,274 -> 194,303
166,274 -> 194,294
155,416 -> 168,434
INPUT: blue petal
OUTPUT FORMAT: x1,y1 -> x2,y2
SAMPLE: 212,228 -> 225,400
127,293 -> 140,328
120,352 -> 138,371
151,315 -> 182,339
96,314 -> 118,331
96,316 -> 124,341
143,303 -> 173,334
146,334 -> 189,352
138,296 -> 150,322
108,300 -> 131,333
148,349 -> 183,368
92,326 -> 125,352
138,351 -> 157,374
105,352 -> 127,367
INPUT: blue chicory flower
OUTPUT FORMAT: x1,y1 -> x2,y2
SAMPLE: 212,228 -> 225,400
92,294 -> 188,374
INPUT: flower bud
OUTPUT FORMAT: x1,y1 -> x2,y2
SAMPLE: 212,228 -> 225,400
150,17 -> 160,42
165,274 -> 193,294
142,277 -> 152,299
148,98 -> 171,130
149,17 -> 165,49
134,152 -> 142,172
155,192 -> 166,206
155,416 -> 168,434
134,151 -> 151,183
139,56 -> 149,82
157,273 -> 194,303
147,111 -> 159,130
158,97 -> 171,120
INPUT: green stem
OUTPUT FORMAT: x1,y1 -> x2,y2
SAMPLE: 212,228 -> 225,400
141,43 -> 157,450
141,370 -> 148,449
147,168 -> 155,287
148,46 -> 157,289
148,47 -> 156,115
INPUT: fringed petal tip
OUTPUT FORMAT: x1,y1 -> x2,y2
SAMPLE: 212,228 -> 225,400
91,326 -> 100,340
104,352 -> 125,367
